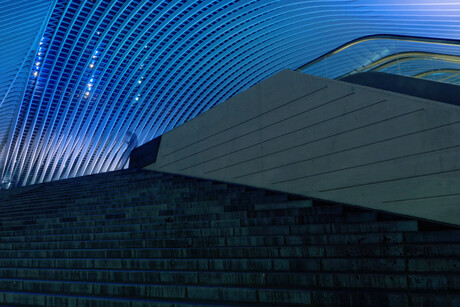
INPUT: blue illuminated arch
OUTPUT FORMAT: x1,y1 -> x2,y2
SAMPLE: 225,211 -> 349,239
0,0 -> 459,187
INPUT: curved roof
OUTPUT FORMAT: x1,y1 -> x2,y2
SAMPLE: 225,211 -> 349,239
1,0 -> 460,187
300,35 -> 460,84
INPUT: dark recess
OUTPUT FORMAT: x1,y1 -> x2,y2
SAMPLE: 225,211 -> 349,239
342,71 -> 460,107
129,135 -> 162,168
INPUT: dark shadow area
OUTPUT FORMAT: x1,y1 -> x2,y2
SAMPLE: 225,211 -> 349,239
129,135 -> 162,168
342,71 -> 460,107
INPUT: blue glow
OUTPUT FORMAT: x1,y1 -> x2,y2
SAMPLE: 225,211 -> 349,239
0,0 -> 459,187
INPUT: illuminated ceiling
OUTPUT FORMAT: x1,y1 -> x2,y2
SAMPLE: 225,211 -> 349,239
1,0 -> 460,187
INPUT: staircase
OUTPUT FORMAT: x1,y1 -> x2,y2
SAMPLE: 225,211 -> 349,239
0,168 -> 458,306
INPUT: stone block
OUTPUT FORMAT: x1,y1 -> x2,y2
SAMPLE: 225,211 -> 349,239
408,258 -> 460,272
4,292 -> 46,305
187,285 -> 220,301
258,288 -> 311,304
160,271 -> 198,284
45,295 -> 78,307
409,293 -> 460,307
321,258 -> 406,272
265,272 -> 316,287
316,273 -> 407,289
220,287 -> 258,303
198,271 -> 265,286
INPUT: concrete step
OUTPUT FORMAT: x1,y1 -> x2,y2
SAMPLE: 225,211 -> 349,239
0,231 -> 427,251
0,282 -> 458,307
0,220 -> 419,249
0,206 -> 350,235
4,243 -> 455,259
0,179 -> 257,207
0,195 -> 318,225
0,212 -> 378,239
1,257 -> 458,273
0,278 -> 312,305
0,214 -> 378,244
1,268 -> 458,291
0,290 -> 247,307
0,168 -> 458,307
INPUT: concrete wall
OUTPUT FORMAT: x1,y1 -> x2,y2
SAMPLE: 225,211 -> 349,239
143,70 -> 460,226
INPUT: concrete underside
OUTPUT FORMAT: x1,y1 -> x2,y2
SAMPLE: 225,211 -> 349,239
142,70 -> 460,226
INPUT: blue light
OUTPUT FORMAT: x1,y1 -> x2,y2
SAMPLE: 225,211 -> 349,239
2,0 -> 460,187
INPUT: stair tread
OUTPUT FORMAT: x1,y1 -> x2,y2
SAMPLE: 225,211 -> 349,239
0,169 -> 457,307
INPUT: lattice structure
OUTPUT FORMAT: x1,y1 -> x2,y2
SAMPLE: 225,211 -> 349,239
1,0 -> 460,187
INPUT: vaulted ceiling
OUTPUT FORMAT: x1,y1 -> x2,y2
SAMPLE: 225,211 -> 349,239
1,0 -> 459,187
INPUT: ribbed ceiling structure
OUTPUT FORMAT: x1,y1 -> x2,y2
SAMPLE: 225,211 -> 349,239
1,0 -> 460,188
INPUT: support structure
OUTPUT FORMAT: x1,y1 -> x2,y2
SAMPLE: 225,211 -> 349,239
138,70 -> 460,226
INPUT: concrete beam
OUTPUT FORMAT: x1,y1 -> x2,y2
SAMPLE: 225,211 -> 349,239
139,70 -> 460,226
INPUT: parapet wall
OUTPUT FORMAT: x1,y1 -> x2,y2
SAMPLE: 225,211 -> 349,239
136,70 -> 460,226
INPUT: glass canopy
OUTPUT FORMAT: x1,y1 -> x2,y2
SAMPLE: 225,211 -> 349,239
300,35 -> 460,85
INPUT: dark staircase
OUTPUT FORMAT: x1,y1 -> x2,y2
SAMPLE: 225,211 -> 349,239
0,168 -> 458,306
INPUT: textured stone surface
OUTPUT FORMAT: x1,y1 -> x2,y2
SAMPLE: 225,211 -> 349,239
0,168 -> 457,306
